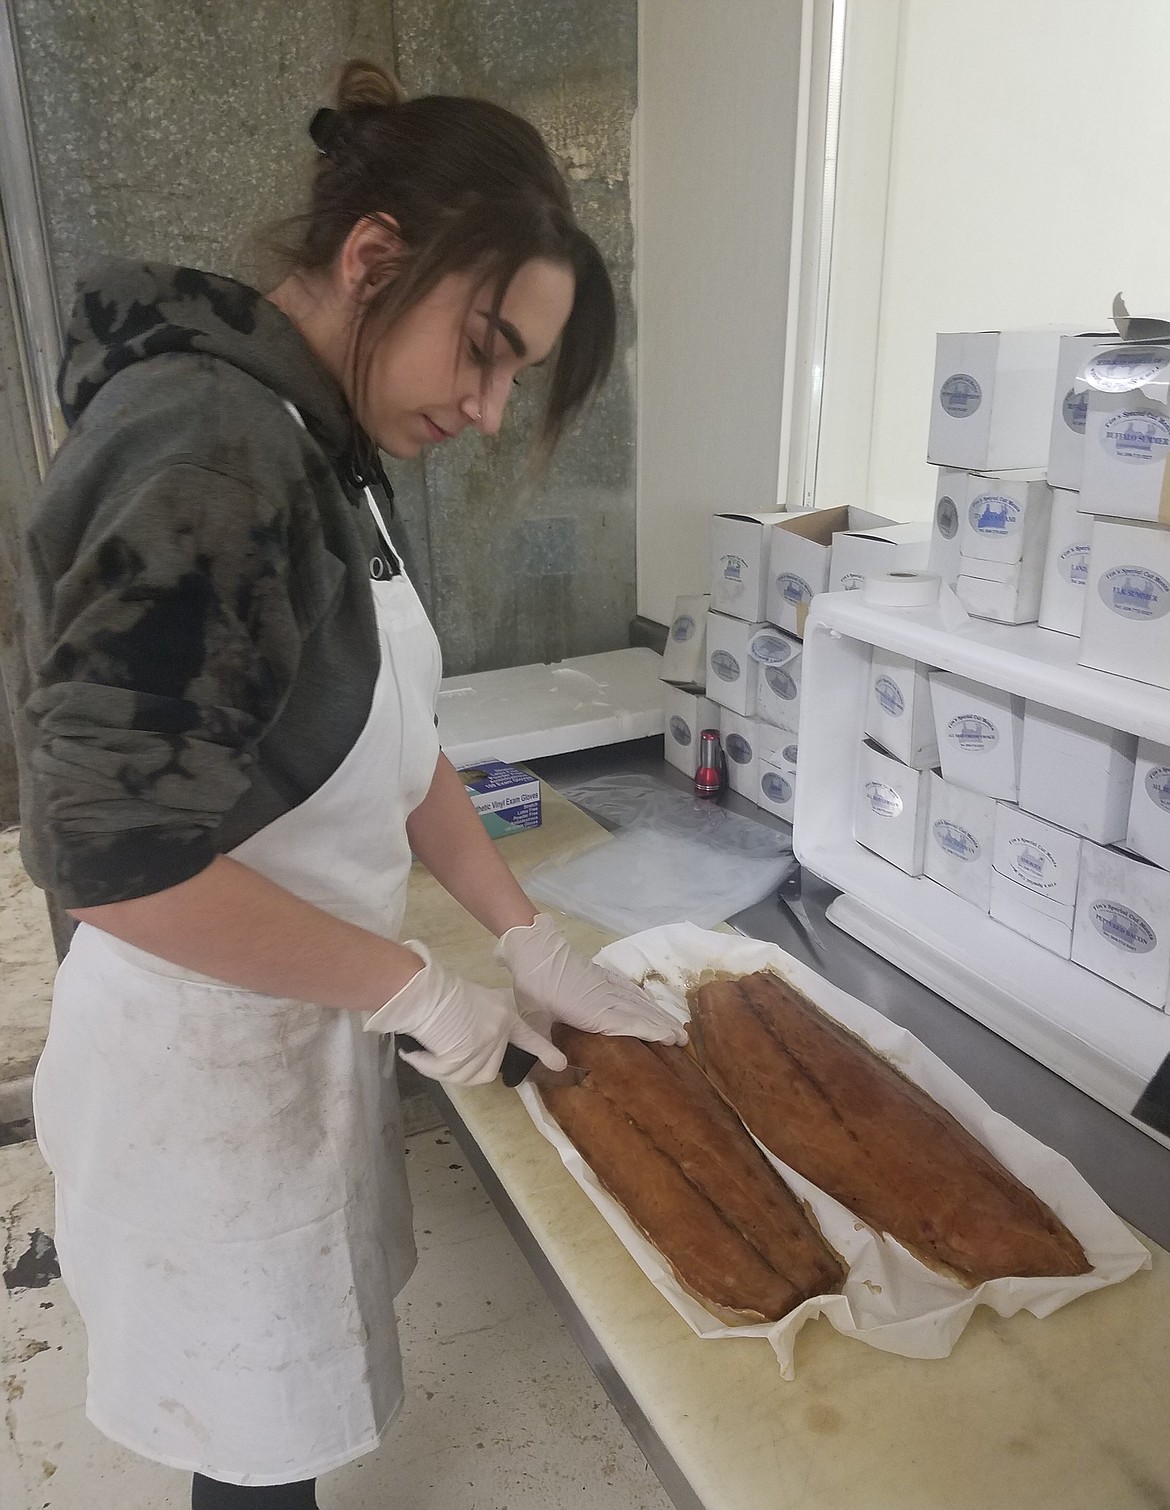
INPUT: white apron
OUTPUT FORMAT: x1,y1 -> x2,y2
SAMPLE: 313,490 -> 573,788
33,486 -> 442,1486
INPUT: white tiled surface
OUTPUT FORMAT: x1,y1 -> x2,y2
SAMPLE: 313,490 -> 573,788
1,1132 -> 672,1510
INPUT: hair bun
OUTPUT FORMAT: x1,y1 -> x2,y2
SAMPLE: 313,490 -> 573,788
333,59 -> 407,112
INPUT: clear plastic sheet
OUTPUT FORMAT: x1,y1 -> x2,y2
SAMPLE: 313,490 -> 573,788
525,775 -> 793,934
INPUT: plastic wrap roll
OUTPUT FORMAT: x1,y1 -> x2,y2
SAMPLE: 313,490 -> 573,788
862,570 -> 942,608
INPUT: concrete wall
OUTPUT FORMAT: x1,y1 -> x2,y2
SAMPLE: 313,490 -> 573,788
10,0 -> 637,675
392,0 -> 638,671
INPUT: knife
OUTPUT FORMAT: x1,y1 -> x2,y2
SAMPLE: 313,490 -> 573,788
396,1035 -> 586,1088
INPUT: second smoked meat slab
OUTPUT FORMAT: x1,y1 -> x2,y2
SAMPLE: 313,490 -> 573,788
690,972 -> 1090,1285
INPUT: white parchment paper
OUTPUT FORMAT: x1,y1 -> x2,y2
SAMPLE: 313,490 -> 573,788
517,923 -> 1151,1379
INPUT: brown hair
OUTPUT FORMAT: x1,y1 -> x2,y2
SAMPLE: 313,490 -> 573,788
273,59 -> 616,454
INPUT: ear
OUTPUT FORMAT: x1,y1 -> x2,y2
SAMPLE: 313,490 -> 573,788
337,214 -> 406,305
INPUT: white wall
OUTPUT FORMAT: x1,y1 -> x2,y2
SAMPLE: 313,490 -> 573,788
636,0 -> 803,625
821,0 -> 1170,522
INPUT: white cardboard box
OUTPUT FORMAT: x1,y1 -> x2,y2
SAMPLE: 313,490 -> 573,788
864,649 -> 938,769
1047,333 -> 1117,491
767,506 -> 891,636
1017,702 -> 1136,844
1073,842 -> 1170,1008
929,672 -> 1024,800
956,551 -> 1046,625
854,741 -> 930,876
1038,488 -> 1092,636
1128,738 -> 1170,871
755,641 -> 803,733
719,707 -> 763,798
929,469 -> 966,585
660,594 -> 710,687
1079,518 -> 1170,691
959,472 -> 1052,565
924,773 -> 996,910
710,512 -> 788,621
663,685 -> 721,779
758,736 -> 799,821
1077,345 -> 1170,521
927,328 -> 1067,471
705,610 -> 764,716
993,803 -> 1082,907
829,522 -> 931,593
990,869 -> 1075,959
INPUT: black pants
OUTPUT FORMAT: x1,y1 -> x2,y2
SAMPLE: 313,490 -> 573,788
191,1473 -> 317,1509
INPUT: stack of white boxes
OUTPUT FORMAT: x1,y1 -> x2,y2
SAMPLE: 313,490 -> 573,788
1074,340 -> 1170,695
659,593 -> 719,782
845,312 -> 1170,1014
705,513 -> 803,818
927,329 -> 1065,622
853,655 -> 1170,1008
854,650 -> 939,876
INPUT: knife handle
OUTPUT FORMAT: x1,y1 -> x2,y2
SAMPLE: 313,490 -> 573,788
396,1034 -> 537,1087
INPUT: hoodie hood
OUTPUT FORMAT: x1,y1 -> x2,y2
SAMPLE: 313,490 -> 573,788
57,260 -> 355,463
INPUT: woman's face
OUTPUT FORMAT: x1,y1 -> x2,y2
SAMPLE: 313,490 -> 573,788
357,256 -> 576,459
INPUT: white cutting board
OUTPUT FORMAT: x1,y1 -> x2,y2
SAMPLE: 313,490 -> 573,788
437,647 -> 666,766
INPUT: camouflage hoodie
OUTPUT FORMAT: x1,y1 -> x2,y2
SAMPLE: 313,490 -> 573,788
16,261 -> 401,908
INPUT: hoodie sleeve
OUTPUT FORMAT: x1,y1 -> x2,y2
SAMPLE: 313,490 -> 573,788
21,460 -> 308,908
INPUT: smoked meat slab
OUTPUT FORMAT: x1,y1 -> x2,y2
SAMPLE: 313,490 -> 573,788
540,1026 -> 844,1320
690,972 -> 1090,1285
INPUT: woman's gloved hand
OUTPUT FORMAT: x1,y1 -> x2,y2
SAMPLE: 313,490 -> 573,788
364,941 -> 566,1085
495,914 -> 688,1044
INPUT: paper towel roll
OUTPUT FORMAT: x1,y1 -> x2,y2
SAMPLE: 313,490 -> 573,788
862,570 -> 942,608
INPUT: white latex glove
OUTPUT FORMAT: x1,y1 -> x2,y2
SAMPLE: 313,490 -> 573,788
364,941 -> 566,1086
495,914 -> 687,1045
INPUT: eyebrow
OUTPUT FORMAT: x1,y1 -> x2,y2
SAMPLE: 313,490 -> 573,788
475,310 -> 527,360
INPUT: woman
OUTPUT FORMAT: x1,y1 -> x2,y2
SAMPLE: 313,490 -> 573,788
16,60 -> 682,1509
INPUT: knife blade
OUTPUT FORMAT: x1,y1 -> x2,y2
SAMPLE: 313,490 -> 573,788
396,1035 -> 586,1089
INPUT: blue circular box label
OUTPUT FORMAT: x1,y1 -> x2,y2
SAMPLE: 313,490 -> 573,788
1099,566 -> 1170,621
840,573 -> 864,591
720,554 -> 746,583
874,675 -> 905,717
947,714 -> 999,751
1100,408 -> 1170,464
1008,838 -> 1058,891
672,614 -> 696,642
1145,766 -> 1170,812
1062,387 -> 1088,435
668,715 -> 692,747
969,493 -> 1022,537
710,650 -> 741,681
865,781 -> 902,817
939,373 -> 982,418
782,743 -> 798,765
726,733 -> 753,764
936,496 -> 959,539
1085,348 -> 1170,392
1092,901 -> 1157,955
764,666 -> 798,701
762,771 -> 793,804
933,820 -> 980,862
749,630 -> 795,666
1059,543 -> 1090,586
775,572 -> 813,608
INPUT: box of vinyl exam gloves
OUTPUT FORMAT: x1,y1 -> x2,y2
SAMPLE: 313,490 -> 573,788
458,761 -> 542,837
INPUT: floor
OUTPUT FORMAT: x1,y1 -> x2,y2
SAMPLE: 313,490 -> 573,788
0,831 -> 674,1510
